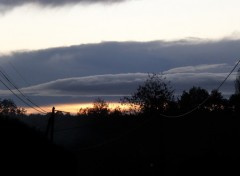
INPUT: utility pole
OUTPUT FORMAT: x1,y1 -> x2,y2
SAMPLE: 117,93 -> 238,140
45,107 -> 70,143
45,107 -> 55,143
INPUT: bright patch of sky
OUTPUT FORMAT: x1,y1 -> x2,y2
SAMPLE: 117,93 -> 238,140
1,0 -> 240,53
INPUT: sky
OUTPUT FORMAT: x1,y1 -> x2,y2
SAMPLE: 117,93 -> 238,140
0,0 -> 240,113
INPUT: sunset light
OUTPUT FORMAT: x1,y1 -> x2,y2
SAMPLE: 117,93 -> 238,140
24,102 -> 132,115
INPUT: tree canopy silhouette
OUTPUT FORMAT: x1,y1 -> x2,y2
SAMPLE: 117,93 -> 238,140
121,73 -> 174,114
78,98 -> 109,117
235,68 -> 240,94
207,89 -> 227,112
229,94 -> 240,113
0,99 -> 26,117
178,86 -> 209,112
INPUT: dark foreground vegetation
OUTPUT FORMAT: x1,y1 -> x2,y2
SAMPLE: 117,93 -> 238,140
0,115 -> 76,175
1,73 -> 240,175
12,111 -> 240,176
73,112 -> 240,176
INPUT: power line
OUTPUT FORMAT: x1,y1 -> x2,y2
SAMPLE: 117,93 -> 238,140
8,61 -> 32,87
7,62 -> 52,113
0,76 -> 47,114
0,69 -> 47,113
159,58 -> 240,118
215,61 -> 240,91
0,68 -> 48,114
50,59 -> 240,152
53,59 -> 240,133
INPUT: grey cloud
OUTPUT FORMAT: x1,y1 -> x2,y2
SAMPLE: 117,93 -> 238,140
165,72 -> 236,96
0,0 -> 126,11
20,73 -> 148,97
0,73 -> 147,106
164,64 -> 230,74
1,39 -> 240,87
0,70 -> 235,102
0,39 -> 239,106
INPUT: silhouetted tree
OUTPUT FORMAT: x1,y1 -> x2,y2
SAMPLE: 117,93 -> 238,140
89,98 -> 109,117
78,98 -> 109,117
226,68 -> 240,113
77,107 -> 89,116
121,73 -> 174,114
179,86 -> 209,112
229,94 -> 240,113
109,106 -> 123,117
0,99 -> 26,117
207,89 -> 227,112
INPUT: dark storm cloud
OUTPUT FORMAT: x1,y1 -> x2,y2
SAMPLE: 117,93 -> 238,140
0,39 -> 239,106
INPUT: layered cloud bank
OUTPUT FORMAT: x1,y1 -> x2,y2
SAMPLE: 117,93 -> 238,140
0,39 -> 239,106
18,70 -> 237,97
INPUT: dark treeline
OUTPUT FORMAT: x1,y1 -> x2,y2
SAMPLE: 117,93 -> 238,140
70,75 -> 240,176
77,73 -> 240,118
0,73 -> 240,176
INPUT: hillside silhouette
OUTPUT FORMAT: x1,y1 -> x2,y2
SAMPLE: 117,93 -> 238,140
18,111 -> 240,176
0,116 -> 76,175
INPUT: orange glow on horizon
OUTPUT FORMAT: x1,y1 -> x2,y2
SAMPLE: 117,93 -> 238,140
23,102 -> 132,115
